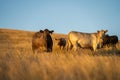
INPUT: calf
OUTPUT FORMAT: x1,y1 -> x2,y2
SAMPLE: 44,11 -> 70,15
55,38 -> 66,50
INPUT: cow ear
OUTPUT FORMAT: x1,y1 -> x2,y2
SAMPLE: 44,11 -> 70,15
97,30 -> 100,33
105,30 -> 108,33
50,30 -> 54,34
40,30 -> 43,33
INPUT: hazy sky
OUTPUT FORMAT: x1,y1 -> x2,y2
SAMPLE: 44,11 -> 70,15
0,0 -> 120,37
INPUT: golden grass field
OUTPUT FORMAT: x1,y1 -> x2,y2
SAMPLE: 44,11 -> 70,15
0,28 -> 120,80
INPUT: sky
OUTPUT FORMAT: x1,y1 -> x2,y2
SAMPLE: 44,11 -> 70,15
0,0 -> 120,38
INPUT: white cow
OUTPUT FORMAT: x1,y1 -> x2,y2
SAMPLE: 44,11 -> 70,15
67,30 -> 108,51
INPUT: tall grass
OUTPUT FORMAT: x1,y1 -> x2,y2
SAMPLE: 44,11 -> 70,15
0,51 -> 120,80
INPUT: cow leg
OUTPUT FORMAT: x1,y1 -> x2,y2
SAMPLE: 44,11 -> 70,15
32,49 -> 35,54
93,44 -> 97,51
114,44 -> 117,49
33,49 -> 38,57
62,45 -> 65,50
47,47 -> 52,52
50,47 -> 52,52
66,39 -> 72,50
61,45 -> 65,50
60,46 -> 62,50
61,46 -> 63,50
73,42 -> 79,51
42,46 -> 47,52
73,45 -> 77,51
32,48 -> 38,54
32,46 -> 35,53
98,43 -> 102,49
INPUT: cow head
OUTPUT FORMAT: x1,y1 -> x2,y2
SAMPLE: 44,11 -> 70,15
55,38 -> 62,45
98,29 -> 108,36
97,30 -> 108,48
40,29 -> 54,35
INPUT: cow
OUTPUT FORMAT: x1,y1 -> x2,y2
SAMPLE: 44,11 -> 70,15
55,38 -> 66,50
102,34 -> 118,48
67,30 -> 108,51
32,29 -> 54,54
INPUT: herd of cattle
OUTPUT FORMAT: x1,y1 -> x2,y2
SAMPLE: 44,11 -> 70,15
32,29 -> 119,53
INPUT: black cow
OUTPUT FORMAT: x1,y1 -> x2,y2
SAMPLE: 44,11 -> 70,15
102,34 -> 118,48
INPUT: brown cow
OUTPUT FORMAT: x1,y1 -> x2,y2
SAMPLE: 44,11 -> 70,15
55,38 -> 66,50
32,29 -> 54,54
67,30 -> 108,51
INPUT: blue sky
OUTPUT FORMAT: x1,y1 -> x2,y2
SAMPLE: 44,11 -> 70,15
0,0 -> 120,38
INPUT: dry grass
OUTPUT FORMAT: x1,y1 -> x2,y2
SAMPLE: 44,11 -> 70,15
0,28 -> 120,80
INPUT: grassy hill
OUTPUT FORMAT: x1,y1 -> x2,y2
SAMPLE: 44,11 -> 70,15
0,28 -> 120,80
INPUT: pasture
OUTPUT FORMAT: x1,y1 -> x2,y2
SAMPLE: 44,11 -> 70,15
0,29 -> 120,80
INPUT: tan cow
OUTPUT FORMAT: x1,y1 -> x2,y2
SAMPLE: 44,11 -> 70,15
67,30 -> 108,51
32,29 -> 54,54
